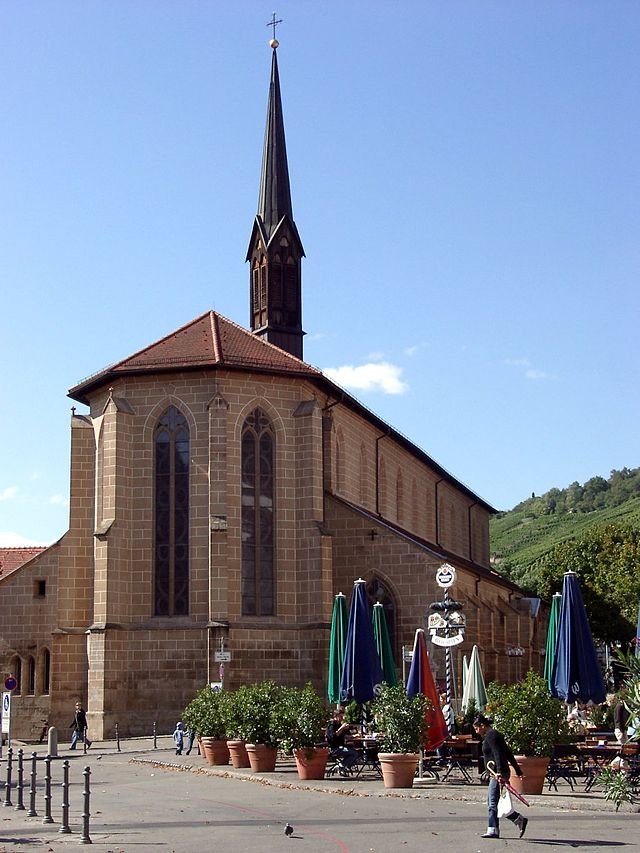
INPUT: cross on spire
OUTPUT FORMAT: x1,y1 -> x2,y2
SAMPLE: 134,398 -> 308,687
267,12 -> 282,42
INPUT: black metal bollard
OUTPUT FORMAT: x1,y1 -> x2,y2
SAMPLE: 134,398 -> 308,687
27,752 -> 38,816
3,746 -> 13,807
80,765 -> 92,844
42,754 -> 54,824
153,721 -> 157,749
115,722 -> 121,752
58,759 -> 71,834
15,748 -> 25,810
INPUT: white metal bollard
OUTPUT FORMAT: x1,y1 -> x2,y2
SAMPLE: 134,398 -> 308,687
47,726 -> 58,758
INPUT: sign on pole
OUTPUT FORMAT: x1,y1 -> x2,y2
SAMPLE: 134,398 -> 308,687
1,692 -> 11,735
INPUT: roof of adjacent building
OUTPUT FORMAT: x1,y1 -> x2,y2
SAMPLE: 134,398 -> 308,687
0,547 -> 47,580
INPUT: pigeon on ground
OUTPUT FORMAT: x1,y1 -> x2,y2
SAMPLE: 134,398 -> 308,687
284,823 -> 294,837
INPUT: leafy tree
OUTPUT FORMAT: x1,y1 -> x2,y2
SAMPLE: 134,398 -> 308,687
534,522 -> 640,643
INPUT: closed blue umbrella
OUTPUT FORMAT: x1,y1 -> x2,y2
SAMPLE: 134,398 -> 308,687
340,578 -> 383,705
544,592 -> 562,691
551,571 -> 606,704
328,593 -> 348,704
372,602 -> 398,686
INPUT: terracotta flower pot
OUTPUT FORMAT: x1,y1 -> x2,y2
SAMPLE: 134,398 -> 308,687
200,737 -> 230,766
227,739 -> 251,768
510,755 -> 551,795
245,743 -> 278,773
378,752 -> 419,788
293,746 -> 329,780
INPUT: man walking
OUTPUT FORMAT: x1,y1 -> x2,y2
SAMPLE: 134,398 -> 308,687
473,714 -> 528,839
69,702 -> 92,751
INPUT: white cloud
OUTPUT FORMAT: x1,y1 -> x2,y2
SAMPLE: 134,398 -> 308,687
0,531 -> 46,547
504,358 -> 555,381
49,494 -> 69,506
323,362 -> 409,395
525,368 -> 554,381
0,486 -> 18,502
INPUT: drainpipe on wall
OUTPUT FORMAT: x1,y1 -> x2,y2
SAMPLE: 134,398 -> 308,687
434,477 -> 444,546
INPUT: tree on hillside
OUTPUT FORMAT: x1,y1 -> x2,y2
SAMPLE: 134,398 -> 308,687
534,522 -> 640,644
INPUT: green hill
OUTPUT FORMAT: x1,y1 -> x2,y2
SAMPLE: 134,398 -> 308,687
489,468 -> 640,590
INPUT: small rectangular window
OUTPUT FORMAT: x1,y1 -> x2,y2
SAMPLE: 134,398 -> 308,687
34,579 -> 46,598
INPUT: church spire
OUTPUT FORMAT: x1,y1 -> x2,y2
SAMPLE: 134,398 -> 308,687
247,33 -> 305,360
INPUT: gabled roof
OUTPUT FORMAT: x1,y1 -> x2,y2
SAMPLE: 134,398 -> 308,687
68,310 -> 321,404
0,547 -> 47,580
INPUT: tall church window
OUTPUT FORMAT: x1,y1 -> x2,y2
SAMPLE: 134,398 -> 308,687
359,444 -> 368,506
41,648 -> 51,695
396,470 -> 404,525
365,576 -> 397,658
154,406 -> 190,616
28,656 -> 36,695
241,408 -> 275,616
11,656 -> 22,695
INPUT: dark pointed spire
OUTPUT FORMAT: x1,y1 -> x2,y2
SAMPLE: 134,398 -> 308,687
246,37 -> 305,360
258,47 -> 293,241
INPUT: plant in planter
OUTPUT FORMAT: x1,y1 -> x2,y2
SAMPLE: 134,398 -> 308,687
233,681 -> 284,772
274,683 -> 330,779
371,684 -> 428,788
182,686 -> 230,765
486,670 -> 568,794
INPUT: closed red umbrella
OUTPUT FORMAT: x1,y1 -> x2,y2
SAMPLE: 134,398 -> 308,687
406,628 -> 449,751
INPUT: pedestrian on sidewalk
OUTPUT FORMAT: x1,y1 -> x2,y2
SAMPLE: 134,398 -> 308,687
69,702 -> 92,750
473,714 -> 528,839
173,721 -> 185,755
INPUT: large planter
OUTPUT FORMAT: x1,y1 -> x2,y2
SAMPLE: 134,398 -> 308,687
510,756 -> 551,795
227,739 -> 251,769
293,746 -> 329,780
200,737 -> 230,766
246,743 -> 278,773
378,752 -> 420,789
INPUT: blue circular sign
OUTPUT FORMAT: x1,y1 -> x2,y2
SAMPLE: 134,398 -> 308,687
4,676 -> 17,691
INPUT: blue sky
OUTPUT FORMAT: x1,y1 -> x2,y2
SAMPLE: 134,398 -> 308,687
1,1 -> 638,546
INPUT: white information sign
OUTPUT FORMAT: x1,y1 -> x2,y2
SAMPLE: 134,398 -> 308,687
214,651 -> 231,662
1,692 -> 10,734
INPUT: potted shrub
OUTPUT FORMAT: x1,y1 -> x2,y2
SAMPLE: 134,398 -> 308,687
371,684 -> 428,788
486,670 -> 568,794
275,684 -> 329,779
234,681 -> 283,772
182,685 -> 230,765
223,688 -> 251,768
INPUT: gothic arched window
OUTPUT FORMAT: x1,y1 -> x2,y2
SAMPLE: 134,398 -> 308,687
241,408 -> 275,616
365,576 -> 397,658
41,648 -> 51,695
28,656 -> 36,695
11,656 -> 22,695
154,406 -> 190,616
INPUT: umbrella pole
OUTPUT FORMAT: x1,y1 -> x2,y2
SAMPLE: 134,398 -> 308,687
444,587 -> 453,706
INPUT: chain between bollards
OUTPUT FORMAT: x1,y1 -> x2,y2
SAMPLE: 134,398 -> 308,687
80,765 -> 92,844
15,748 -> 25,810
43,754 -> 54,824
27,751 -> 38,816
58,759 -> 72,834
3,746 -> 13,807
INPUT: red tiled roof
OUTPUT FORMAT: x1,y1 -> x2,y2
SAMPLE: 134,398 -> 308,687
0,547 -> 47,579
69,311 -> 321,404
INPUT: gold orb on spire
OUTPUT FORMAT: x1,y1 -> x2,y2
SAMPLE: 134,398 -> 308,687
269,38 -> 279,49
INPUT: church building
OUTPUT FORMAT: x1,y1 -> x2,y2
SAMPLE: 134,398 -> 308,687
0,42 -> 544,740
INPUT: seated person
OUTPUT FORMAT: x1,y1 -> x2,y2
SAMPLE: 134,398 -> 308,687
326,707 -> 360,769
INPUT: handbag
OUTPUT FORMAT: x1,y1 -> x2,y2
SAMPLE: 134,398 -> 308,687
497,785 -> 514,818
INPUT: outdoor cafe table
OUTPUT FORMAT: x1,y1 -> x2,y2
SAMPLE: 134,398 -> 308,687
438,736 -> 480,784
577,741 -> 622,791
